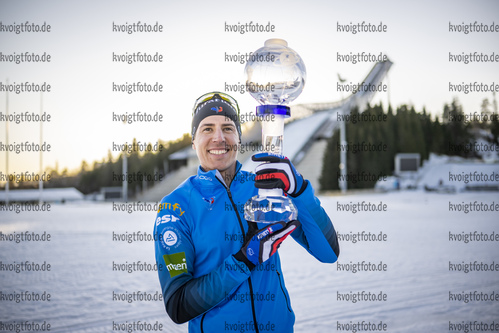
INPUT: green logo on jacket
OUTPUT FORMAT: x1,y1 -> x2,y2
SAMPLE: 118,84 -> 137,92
163,252 -> 188,278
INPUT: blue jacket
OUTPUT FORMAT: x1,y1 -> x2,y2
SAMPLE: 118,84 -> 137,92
154,161 -> 339,333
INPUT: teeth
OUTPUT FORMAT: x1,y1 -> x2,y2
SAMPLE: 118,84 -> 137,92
210,149 -> 227,155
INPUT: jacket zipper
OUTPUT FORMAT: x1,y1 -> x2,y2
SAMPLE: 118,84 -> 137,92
200,313 -> 206,333
217,170 -> 260,333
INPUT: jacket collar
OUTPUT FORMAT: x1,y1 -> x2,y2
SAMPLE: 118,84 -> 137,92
195,160 -> 243,188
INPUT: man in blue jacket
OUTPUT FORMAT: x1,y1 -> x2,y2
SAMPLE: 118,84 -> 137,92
154,92 -> 339,333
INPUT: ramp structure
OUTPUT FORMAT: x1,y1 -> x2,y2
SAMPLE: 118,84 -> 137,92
242,59 -> 393,190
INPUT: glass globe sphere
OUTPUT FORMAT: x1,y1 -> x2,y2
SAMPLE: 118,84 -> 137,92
245,39 -> 306,105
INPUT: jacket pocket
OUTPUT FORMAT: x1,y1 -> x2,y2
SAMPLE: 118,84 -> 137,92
276,271 -> 292,312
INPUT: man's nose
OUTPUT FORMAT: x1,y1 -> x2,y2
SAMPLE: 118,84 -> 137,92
212,127 -> 225,142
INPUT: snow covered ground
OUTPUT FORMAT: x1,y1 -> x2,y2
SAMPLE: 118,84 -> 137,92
1,190 -> 498,332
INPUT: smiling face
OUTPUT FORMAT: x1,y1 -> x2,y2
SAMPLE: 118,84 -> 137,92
192,115 -> 239,180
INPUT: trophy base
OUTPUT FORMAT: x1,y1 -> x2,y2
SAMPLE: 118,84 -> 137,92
244,188 -> 298,224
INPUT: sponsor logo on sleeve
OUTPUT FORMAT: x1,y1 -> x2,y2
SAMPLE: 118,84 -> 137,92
161,226 -> 182,251
163,252 -> 188,278
163,230 -> 178,247
156,214 -> 180,226
157,202 -> 185,216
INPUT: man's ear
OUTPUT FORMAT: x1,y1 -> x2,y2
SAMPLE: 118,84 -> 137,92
192,142 -> 196,150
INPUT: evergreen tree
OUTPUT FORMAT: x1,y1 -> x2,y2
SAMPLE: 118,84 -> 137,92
319,129 -> 340,190
443,98 -> 471,157
319,99 -> 479,191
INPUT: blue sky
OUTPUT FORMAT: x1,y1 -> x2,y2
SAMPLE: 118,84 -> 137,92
1,0 -> 498,175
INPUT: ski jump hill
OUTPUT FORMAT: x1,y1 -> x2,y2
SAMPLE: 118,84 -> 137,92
136,60 -> 394,202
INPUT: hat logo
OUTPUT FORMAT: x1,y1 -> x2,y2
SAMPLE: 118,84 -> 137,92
211,106 -> 223,113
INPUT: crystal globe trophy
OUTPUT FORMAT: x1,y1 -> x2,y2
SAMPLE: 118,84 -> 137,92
243,38 -> 306,223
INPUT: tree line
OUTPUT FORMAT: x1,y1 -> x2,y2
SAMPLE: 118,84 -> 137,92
320,99 -> 499,190
3,134 -> 192,196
